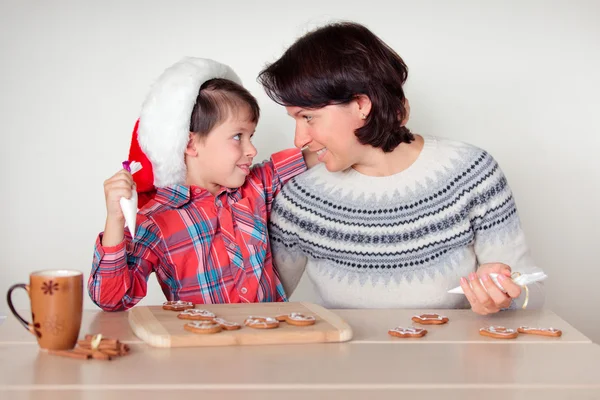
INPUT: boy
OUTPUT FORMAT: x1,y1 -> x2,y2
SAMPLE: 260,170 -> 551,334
89,58 -> 315,311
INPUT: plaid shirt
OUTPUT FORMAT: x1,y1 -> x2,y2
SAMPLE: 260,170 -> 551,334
89,149 -> 306,311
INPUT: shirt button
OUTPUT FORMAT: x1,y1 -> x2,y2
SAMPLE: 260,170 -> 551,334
229,243 -> 236,250
240,287 -> 248,294
194,189 -> 201,195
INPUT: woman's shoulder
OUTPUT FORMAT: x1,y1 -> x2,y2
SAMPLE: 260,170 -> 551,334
425,135 -> 498,171
427,135 -> 489,158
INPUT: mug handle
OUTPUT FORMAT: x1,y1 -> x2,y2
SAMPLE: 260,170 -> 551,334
6,283 -> 38,337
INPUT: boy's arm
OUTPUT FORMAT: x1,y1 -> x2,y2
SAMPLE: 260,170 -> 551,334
88,217 -> 160,311
302,148 -> 320,169
250,148 -> 307,214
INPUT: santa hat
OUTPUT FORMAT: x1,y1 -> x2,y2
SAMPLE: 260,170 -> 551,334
127,57 -> 242,207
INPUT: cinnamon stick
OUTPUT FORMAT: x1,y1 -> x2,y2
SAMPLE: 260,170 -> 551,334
91,350 -> 111,361
49,350 -> 91,360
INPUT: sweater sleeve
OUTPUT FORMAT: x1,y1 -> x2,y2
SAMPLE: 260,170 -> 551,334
470,153 -> 545,309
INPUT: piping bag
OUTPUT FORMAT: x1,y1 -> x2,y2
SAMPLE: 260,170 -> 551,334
447,271 -> 547,294
120,160 -> 142,239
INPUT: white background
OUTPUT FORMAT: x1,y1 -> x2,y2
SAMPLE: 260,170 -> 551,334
1,0 -> 598,342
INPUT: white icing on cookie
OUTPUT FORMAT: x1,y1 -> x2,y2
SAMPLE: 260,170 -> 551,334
163,300 -> 193,306
186,321 -> 220,329
245,316 -> 277,327
519,326 -> 559,333
180,309 -> 215,318
482,326 -> 516,335
214,318 -> 240,327
413,314 -> 446,321
288,313 -> 315,322
389,327 -> 425,335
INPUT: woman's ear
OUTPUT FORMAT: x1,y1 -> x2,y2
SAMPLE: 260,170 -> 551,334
185,132 -> 198,157
354,94 -> 372,120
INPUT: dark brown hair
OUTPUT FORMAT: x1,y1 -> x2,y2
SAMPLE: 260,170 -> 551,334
190,78 -> 260,138
258,22 -> 413,152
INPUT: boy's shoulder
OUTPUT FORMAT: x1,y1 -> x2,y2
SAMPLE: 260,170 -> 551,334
137,185 -> 196,221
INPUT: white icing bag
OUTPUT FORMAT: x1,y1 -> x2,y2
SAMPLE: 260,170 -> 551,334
119,161 -> 142,239
448,271 -> 547,294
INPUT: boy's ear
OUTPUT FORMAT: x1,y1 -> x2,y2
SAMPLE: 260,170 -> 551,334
185,132 -> 198,157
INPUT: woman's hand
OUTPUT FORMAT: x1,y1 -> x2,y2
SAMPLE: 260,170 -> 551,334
460,263 -> 522,315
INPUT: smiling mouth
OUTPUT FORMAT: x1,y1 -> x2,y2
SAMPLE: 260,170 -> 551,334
316,148 -> 327,161
237,164 -> 250,174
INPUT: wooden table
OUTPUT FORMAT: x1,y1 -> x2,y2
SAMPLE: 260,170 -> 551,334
1,308 -> 599,399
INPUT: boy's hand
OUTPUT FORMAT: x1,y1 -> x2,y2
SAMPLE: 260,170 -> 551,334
104,170 -> 135,223
302,148 -> 320,169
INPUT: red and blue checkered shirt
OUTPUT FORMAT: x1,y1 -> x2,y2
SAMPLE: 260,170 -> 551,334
89,149 -> 306,311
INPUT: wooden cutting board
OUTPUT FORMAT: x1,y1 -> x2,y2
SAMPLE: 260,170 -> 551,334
128,302 -> 353,348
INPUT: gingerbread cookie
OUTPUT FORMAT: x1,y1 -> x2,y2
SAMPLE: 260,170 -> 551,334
183,321 -> 222,334
177,309 -> 216,321
244,316 -> 279,329
276,313 -> 316,326
214,318 -> 242,331
517,326 -> 562,337
162,300 -> 194,311
411,313 -> 449,325
388,327 -> 428,338
479,326 -> 519,339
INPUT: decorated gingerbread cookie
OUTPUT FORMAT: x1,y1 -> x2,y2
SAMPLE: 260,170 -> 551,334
177,309 -> 216,321
517,326 -> 562,337
411,313 -> 449,325
479,326 -> 519,339
183,321 -> 222,334
276,313 -> 316,326
214,318 -> 242,331
244,316 -> 279,329
388,327 -> 428,338
162,300 -> 194,311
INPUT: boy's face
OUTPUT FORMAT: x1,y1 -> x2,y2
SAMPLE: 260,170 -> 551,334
188,108 -> 258,193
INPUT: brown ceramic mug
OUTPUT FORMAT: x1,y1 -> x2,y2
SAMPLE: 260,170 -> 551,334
7,270 -> 83,350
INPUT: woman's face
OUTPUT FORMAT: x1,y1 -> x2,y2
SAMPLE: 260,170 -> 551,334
285,101 -> 368,172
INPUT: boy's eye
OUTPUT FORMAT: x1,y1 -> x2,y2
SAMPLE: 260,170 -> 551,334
233,134 -> 241,141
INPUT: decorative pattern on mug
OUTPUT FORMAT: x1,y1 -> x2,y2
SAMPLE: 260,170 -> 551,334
42,280 -> 59,295
43,315 -> 65,336
31,313 -> 42,338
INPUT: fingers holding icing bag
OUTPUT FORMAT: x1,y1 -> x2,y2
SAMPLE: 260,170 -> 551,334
460,277 -> 479,308
468,272 -> 500,314
478,262 -> 512,278
480,273 -> 512,310
478,262 -> 521,299
104,169 -> 135,221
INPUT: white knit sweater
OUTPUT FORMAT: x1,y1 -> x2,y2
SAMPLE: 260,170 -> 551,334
270,135 -> 544,309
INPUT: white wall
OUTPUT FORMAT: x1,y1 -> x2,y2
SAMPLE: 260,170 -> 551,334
1,0 -> 598,342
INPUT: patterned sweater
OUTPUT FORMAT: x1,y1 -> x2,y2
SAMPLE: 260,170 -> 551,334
269,135 -> 544,309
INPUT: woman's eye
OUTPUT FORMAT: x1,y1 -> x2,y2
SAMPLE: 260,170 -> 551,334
303,115 -> 313,122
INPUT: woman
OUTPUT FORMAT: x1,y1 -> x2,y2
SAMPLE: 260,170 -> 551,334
258,22 -> 544,314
